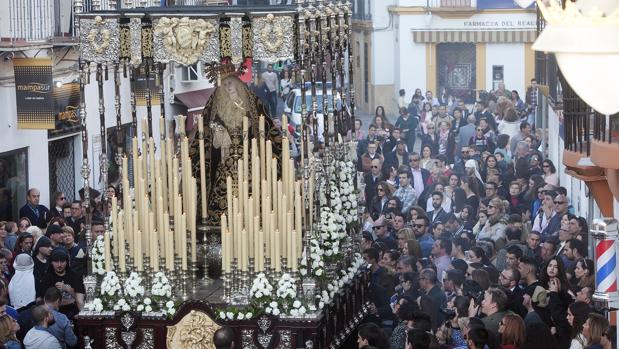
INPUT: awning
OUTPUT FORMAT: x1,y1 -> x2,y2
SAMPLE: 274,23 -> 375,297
175,88 -> 214,130
412,30 -> 537,43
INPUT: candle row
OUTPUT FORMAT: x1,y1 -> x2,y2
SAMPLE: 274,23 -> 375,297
106,116 -> 199,274
221,116 -> 303,273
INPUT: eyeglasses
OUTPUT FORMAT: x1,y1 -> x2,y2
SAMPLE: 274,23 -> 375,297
373,226 -> 384,230
410,158 -> 419,162
377,188 -> 384,192
538,190 -> 546,194
488,205 -> 495,209
554,201 -> 566,205
371,165 -> 379,168
59,197 -> 66,200
414,224 -> 425,228
476,128 -> 483,131
542,165 -> 550,168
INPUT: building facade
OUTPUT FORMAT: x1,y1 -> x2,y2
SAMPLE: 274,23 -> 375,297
352,0 -> 536,115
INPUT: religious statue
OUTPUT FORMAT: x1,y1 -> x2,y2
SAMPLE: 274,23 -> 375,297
190,63 -> 282,226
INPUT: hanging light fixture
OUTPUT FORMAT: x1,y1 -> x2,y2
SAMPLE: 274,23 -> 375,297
532,0 -> 619,115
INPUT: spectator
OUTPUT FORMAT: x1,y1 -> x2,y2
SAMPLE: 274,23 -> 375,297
0,314 -> 20,349
65,201 -> 84,239
479,287 -> 510,337
32,236 -> 52,287
43,287 -> 77,348
419,268 -> 446,330
45,225 -> 65,250
18,189 -> 49,229
583,313 -> 609,349
412,216 -> 434,258
567,301 -> 592,349
467,326 -> 490,349
4,223 -> 17,252
36,249 -> 85,319
213,326 -> 235,349
48,192 -> 66,219
357,322 -> 390,349
23,305 -> 61,349
498,313 -> 525,349
8,254 -> 35,311
63,226 -> 86,276
394,171 -> 418,215
12,234 -> 33,259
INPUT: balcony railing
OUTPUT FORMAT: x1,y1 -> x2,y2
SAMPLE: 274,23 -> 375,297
9,0 -> 55,42
562,73 -> 593,155
427,0 -> 473,8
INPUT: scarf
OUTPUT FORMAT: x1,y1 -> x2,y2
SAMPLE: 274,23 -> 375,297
9,254 -> 35,310
465,159 -> 484,185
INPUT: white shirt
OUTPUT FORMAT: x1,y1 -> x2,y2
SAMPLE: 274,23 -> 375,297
411,168 -> 424,197
261,71 -> 279,92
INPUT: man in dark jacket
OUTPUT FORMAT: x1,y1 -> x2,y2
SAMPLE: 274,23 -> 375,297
19,188 -> 50,229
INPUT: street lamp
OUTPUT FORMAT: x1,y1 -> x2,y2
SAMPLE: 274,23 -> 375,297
532,0 -> 619,115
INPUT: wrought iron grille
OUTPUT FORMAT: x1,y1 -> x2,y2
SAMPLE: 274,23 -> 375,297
561,73 -> 593,155
436,43 -> 476,103
48,137 -> 76,203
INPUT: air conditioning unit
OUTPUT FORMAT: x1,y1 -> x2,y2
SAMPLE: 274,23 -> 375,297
180,63 -> 201,83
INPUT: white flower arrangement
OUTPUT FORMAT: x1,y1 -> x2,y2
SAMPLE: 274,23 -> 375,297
249,273 -> 273,304
151,272 -> 172,298
276,273 -> 297,300
289,299 -> 307,317
162,300 -> 176,317
85,298 -> 104,312
137,297 -> 154,313
123,272 -> 145,298
265,300 -> 281,316
217,308 -> 255,321
299,236 -> 325,279
315,253 -> 364,310
100,271 -> 122,298
113,298 -> 131,311
91,235 -> 106,276
337,160 -> 358,225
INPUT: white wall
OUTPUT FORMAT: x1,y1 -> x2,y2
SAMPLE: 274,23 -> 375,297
371,0 -> 397,86
485,43 -> 526,95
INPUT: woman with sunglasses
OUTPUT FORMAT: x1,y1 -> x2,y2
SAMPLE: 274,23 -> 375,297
17,218 -> 30,234
369,181 -> 393,221
49,191 -> 66,219
543,159 -> 559,186
420,122 -> 439,156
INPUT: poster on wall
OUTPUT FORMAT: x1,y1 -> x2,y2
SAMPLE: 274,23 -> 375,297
134,68 -> 161,106
14,58 -> 55,129
48,82 -> 81,138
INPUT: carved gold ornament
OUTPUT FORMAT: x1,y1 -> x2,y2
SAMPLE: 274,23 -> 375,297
88,16 -> 111,54
154,17 -> 216,66
260,14 -> 284,53
166,310 -> 221,349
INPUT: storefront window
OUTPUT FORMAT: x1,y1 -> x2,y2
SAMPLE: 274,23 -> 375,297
0,148 -> 28,221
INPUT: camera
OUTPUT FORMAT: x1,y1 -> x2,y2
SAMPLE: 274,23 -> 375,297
463,279 -> 485,306
439,308 -> 457,321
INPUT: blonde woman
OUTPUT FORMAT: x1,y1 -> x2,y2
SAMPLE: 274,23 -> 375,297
0,314 -> 20,349
397,228 -> 413,251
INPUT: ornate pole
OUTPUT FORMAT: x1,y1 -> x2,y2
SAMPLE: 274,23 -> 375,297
114,63 -> 124,194
328,2 -> 339,142
345,0 -> 354,138
316,0 -> 329,148
80,62 -> 97,304
96,64 -> 109,223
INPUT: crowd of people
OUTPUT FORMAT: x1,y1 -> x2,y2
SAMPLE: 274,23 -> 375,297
352,85 -> 616,349
0,185 -> 114,348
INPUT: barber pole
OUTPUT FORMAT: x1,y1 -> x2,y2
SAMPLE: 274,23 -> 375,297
591,218 -> 619,306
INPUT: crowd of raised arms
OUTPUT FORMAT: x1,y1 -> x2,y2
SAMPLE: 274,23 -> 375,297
349,84 -> 616,349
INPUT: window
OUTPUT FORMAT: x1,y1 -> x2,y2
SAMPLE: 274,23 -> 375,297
0,148 -> 28,221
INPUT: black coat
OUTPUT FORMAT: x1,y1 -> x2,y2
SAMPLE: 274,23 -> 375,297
18,204 -> 50,229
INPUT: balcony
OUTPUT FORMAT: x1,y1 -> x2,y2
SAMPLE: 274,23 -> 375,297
0,0 -> 75,49
427,0 -> 472,8
560,74 -> 614,216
